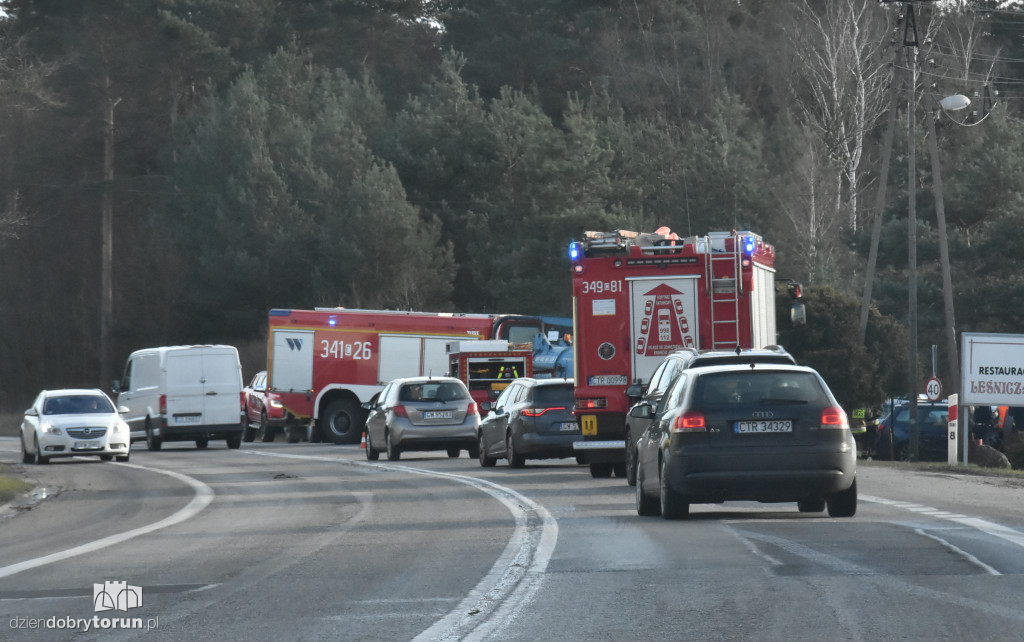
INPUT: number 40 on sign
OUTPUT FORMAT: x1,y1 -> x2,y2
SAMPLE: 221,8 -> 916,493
925,377 -> 943,401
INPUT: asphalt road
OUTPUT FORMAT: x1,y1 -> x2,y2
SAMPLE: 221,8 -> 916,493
2,438 -> 1024,641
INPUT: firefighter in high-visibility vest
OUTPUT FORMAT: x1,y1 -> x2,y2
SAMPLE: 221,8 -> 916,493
849,406 -> 879,460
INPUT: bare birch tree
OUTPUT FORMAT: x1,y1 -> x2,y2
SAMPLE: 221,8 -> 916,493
787,0 -> 892,233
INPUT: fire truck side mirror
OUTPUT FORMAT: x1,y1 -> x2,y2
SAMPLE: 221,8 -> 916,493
791,301 -> 807,327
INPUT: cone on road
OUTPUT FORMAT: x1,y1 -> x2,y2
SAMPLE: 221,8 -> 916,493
360,432 -> 367,449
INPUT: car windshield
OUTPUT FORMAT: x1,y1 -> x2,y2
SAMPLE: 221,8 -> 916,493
43,395 -> 114,415
693,372 -> 827,407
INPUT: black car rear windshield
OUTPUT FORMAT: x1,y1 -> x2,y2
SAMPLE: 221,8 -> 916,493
532,385 -> 574,406
693,371 -> 828,407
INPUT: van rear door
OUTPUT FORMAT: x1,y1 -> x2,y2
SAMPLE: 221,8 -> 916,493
165,351 -> 207,428
166,349 -> 242,428
201,350 -> 243,425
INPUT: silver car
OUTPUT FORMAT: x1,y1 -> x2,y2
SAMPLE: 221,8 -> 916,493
363,377 -> 481,461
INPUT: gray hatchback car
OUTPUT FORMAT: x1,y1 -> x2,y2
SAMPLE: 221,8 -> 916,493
363,377 -> 481,461
633,363 -> 857,519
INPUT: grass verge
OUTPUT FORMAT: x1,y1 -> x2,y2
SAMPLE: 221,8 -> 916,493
0,463 -> 33,505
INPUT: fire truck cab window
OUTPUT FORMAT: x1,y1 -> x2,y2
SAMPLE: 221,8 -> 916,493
506,325 -> 542,345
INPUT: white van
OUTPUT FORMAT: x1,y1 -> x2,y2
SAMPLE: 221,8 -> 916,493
114,345 -> 244,450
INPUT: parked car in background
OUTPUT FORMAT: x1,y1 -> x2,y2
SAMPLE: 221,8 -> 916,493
633,363 -> 857,519
242,370 -> 288,443
873,400 -> 950,462
624,346 -> 797,485
477,378 -> 579,468
362,377 -> 480,461
20,389 -> 131,464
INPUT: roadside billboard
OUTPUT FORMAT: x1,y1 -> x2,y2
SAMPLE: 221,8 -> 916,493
961,332 -> 1024,406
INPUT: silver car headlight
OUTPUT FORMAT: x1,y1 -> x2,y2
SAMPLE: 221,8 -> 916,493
42,424 -> 62,435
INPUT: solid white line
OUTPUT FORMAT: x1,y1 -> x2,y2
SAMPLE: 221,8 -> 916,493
914,528 -> 1002,575
0,462 -> 214,579
244,450 -> 558,642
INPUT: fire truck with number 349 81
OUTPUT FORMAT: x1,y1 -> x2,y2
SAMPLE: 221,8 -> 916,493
568,228 -> 797,478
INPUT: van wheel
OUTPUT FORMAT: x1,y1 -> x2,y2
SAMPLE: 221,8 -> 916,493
320,399 -> 365,445
226,433 -> 242,449
146,421 -> 162,451
195,438 -> 209,449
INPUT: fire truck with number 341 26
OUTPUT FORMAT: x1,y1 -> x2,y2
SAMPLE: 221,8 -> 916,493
265,308 -> 549,444
568,228 -> 803,478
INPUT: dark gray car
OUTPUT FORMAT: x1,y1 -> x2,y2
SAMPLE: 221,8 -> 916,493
478,378 -> 579,468
624,346 -> 796,486
633,363 -> 857,519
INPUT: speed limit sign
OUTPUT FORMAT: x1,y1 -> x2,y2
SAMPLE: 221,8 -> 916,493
925,377 -> 943,401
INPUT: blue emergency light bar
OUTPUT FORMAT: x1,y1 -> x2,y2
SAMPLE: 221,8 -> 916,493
569,242 -> 581,261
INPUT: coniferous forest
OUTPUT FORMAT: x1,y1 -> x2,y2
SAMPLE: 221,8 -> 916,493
2,0 -> 1023,411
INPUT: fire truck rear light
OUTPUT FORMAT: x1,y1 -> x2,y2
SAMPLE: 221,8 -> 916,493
394,405 -> 408,418
672,411 -> 706,432
573,264 -> 583,274
578,398 -> 607,410
821,407 -> 848,428
522,406 -> 566,417
159,394 -> 166,416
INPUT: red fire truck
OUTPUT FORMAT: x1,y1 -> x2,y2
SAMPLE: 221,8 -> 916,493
266,308 -> 545,444
447,340 -> 534,405
569,228 -> 785,477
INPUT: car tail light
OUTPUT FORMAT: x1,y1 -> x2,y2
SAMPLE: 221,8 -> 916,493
159,394 -> 167,416
577,398 -> 608,410
468,402 -> 478,416
239,391 -> 246,410
522,406 -> 566,417
821,406 -> 848,429
393,405 -> 408,418
672,411 -> 707,433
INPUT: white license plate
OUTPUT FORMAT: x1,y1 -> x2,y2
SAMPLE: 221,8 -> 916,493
735,420 -> 793,433
74,441 -> 101,449
588,375 -> 628,386
559,422 -> 578,432
175,415 -> 201,424
424,410 -> 454,419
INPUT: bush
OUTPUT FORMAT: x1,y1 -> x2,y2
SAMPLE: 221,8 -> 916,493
1003,432 -> 1024,469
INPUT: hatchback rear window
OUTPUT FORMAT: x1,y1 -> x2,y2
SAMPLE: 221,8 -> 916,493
532,385 -> 574,406
400,382 -> 469,402
694,372 -> 827,407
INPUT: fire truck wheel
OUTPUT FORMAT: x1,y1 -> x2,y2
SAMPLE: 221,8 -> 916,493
612,462 -> 627,478
146,420 -> 162,451
478,435 -> 496,467
308,424 -> 323,443
507,434 -> 525,468
320,399 -> 364,445
365,432 -> 380,460
589,463 -> 613,478
286,426 -> 302,444
659,459 -> 689,520
447,447 -> 461,458
635,468 -> 660,516
385,430 -> 401,461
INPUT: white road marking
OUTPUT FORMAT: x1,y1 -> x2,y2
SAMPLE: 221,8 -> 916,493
0,462 -> 214,579
914,528 -> 1001,575
245,450 -> 558,642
